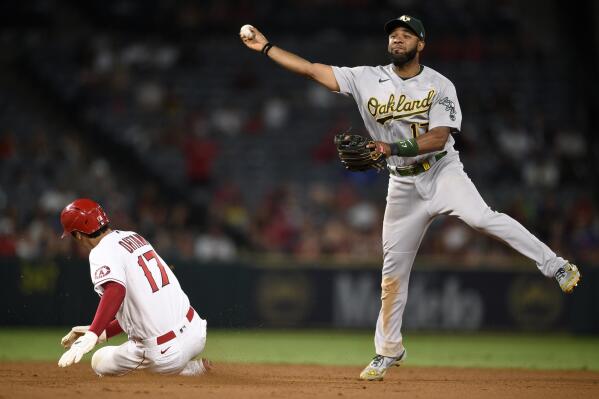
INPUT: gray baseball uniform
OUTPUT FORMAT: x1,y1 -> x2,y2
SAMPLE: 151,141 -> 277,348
332,64 -> 568,358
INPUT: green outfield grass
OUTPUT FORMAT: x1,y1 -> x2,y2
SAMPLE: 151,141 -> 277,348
1,328 -> 598,371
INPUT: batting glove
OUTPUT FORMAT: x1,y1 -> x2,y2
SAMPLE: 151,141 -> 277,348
58,331 -> 98,367
61,326 -> 106,349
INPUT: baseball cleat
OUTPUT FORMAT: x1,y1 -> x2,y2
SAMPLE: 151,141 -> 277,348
359,350 -> 406,381
179,358 -> 212,376
200,358 -> 213,374
555,263 -> 581,294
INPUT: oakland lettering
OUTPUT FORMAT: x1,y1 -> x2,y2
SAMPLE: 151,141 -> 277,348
367,89 -> 435,124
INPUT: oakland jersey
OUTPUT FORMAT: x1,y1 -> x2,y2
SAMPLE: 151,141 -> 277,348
332,64 -> 462,167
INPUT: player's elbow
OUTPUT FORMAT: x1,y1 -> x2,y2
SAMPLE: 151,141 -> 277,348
306,68 -> 319,83
304,63 -> 321,79
433,138 -> 448,151
430,129 -> 450,150
307,63 -> 339,92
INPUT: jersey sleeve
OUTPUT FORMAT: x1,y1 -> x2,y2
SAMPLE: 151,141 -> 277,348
88,281 -> 126,336
331,66 -> 364,97
89,250 -> 127,296
429,81 -> 462,132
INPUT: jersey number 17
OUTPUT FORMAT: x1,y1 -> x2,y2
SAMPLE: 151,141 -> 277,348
137,250 -> 170,293
410,122 -> 429,138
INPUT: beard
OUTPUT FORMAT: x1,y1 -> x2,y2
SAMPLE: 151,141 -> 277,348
388,47 -> 417,67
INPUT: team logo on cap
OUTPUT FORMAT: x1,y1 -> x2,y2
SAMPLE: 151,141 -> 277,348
95,265 -> 111,279
399,15 -> 411,22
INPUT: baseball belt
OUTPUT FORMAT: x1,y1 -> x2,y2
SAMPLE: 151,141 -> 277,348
156,306 -> 195,345
388,151 -> 447,177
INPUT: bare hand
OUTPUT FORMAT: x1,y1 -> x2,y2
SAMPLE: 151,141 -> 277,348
367,141 -> 391,157
239,25 -> 269,52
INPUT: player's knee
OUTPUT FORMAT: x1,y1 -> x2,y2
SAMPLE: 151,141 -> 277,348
381,276 -> 400,294
91,348 -> 106,375
463,207 -> 495,231
467,216 -> 486,231
91,346 -> 115,376
381,251 -> 414,279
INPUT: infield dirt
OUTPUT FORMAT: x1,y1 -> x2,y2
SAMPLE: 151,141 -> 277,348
1,362 -> 598,399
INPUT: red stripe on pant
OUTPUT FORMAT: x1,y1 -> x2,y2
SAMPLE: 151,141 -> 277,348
156,307 -> 195,345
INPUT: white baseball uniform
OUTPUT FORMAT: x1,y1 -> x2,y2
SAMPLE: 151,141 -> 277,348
332,64 -> 569,357
88,230 -> 207,376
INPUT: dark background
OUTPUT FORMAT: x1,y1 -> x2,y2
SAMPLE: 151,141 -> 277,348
0,0 -> 597,331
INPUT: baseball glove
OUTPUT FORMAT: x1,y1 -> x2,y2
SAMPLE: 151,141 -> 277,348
334,133 -> 386,172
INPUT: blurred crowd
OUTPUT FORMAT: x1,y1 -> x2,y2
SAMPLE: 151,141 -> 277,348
1,0 -> 597,267
1,130 -> 597,267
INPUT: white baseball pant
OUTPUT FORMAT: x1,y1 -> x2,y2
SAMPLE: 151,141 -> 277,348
91,307 -> 207,376
375,155 -> 568,357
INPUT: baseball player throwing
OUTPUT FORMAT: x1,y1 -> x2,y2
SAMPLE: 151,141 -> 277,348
240,16 -> 581,381
58,198 -> 211,376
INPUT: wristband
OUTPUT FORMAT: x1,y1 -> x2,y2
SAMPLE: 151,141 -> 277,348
261,42 -> 273,55
390,138 -> 419,157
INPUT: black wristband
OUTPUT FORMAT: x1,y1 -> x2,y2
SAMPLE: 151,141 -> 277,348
390,142 -> 400,156
261,42 -> 273,55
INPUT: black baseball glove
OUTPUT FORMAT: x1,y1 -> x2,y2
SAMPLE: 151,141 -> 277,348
334,133 -> 386,172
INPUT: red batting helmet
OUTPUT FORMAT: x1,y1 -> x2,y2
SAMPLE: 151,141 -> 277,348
60,198 -> 110,238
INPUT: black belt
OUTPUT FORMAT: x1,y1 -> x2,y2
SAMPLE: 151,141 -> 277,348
388,151 -> 447,177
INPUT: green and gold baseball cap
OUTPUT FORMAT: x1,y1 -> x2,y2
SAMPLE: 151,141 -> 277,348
384,15 -> 425,40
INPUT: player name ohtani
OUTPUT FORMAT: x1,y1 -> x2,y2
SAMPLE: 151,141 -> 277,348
118,233 -> 150,253
367,89 -> 435,124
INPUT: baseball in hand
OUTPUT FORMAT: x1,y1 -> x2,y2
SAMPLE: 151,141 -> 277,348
239,24 -> 255,40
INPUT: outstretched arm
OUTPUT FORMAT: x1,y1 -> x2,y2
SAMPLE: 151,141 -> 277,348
239,25 -> 339,92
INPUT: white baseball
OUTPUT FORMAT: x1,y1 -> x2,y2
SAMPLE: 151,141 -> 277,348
240,24 -> 255,40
